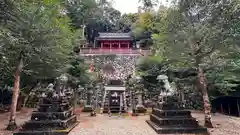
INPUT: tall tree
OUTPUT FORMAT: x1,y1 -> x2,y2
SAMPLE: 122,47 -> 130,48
151,0 -> 240,127
1,0 -> 74,130
138,0 -> 158,12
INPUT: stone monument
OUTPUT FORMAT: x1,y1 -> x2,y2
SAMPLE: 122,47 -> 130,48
146,74 -> 208,134
14,76 -> 79,135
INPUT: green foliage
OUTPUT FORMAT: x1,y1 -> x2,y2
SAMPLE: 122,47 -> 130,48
67,56 -> 90,88
136,0 -> 240,108
65,0 -> 122,43
0,0 -> 75,87
138,0 -> 159,12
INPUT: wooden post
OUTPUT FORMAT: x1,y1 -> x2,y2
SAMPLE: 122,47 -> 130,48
118,41 -> 121,48
228,103 -> 231,115
220,103 -> 223,114
237,100 -> 240,117
110,42 -> 112,52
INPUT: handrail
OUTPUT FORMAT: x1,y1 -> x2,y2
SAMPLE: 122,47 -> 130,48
79,48 -> 150,55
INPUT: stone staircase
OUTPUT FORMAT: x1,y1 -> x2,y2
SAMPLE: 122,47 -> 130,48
146,97 -> 208,134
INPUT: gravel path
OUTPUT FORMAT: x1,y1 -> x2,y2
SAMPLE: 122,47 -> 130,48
1,109 -> 240,135
70,113 -> 157,135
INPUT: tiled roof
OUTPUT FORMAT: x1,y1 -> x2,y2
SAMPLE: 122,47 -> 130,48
98,32 -> 132,38
104,86 -> 126,91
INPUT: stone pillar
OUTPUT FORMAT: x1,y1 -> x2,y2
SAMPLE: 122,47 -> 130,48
86,91 -> 92,105
82,89 -> 93,112
136,91 -> 145,112
237,100 -> 240,117
120,93 -> 123,113
137,93 -> 143,106
123,91 -> 127,111
110,42 -> 112,52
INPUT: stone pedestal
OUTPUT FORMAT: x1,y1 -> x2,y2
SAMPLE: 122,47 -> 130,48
82,105 -> 93,112
13,96 -> 79,135
146,96 -> 208,134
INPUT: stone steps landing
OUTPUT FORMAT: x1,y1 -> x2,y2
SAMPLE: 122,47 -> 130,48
38,103 -> 70,112
22,115 -> 77,130
146,120 -> 207,134
147,108 -> 208,134
103,106 -> 125,113
152,108 -> 191,118
13,122 -> 79,135
150,114 -> 198,127
82,105 -> 93,112
31,108 -> 74,120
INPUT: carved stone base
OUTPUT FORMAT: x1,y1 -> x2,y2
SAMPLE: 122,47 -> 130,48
136,104 -> 147,113
13,95 -> 78,135
14,122 -> 79,135
146,108 -> 208,134
146,120 -> 207,134
82,105 -> 93,112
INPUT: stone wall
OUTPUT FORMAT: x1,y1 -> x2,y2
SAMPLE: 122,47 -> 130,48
85,55 -> 140,82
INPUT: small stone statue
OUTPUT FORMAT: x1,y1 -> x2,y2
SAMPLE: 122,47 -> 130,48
157,75 -> 174,96
46,83 -> 55,98
90,110 -> 97,117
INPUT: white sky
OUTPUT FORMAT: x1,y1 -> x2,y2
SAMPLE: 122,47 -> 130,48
113,0 -> 169,14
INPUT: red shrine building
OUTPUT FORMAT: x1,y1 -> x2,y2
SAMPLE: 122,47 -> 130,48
79,32 -> 149,55
95,32 -> 133,49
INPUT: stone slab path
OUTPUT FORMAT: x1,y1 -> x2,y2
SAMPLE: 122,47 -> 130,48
70,113 -> 157,135
1,109 -> 240,135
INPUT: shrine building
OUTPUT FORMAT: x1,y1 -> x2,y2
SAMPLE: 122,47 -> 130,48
79,32 -> 149,56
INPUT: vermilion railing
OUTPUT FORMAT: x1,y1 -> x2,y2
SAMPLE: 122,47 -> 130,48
79,48 -> 150,55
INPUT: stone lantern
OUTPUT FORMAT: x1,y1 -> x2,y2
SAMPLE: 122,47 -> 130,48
95,84 -> 101,109
82,84 -> 94,112
135,76 -> 146,113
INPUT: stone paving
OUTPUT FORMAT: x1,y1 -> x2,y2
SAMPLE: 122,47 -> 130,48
70,113 -> 157,135
1,109 -> 240,135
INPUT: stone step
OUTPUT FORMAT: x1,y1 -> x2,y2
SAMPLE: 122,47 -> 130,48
150,114 -> 198,127
39,103 -> 69,107
152,108 -> 191,118
13,122 -> 79,135
103,107 -> 125,113
22,115 -> 77,130
82,105 -> 93,112
38,103 -> 71,112
157,102 -> 185,110
31,108 -> 74,120
146,120 -> 208,134
42,98 -> 69,104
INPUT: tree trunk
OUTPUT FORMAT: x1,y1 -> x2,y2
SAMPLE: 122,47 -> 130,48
197,66 -> 213,128
6,58 -> 23,130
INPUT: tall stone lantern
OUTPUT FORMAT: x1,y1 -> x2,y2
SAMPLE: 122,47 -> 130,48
135,76 -> 147,113
82,84 -> 94,112
95,84 -> 101,109
75,85 -> 84,107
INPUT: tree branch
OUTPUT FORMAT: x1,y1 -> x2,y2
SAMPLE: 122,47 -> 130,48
199,44 -> 216,58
